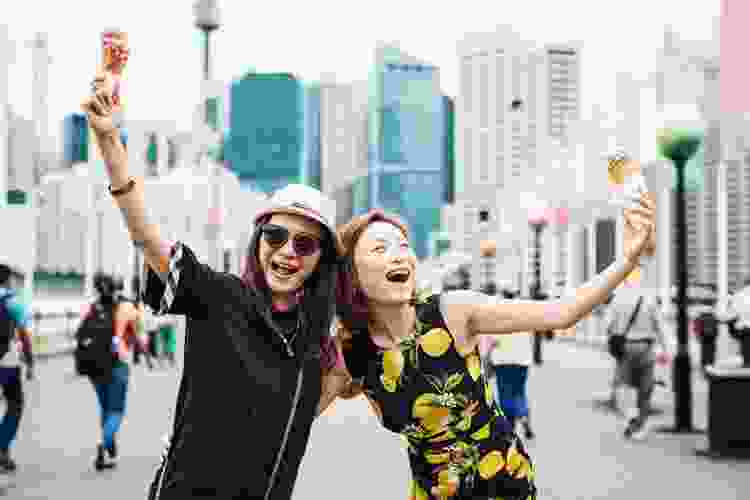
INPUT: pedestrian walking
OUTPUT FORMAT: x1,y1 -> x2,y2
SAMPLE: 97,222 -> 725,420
74,272 -> 142,470
0,263 -> 34,473
480,289 -> 535,440
604,286 -> 670,440
158,317 -> 178,368
146,310 -> 160,369
81,71 -> 348,499
322,193 -> 654,499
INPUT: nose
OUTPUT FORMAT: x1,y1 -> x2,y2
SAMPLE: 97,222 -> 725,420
278,238 -> 297,257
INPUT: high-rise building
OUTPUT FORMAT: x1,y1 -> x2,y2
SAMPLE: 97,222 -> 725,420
454,28 -> 581,292
456,29 -> 548,208
546,43 -> 581,144
443,95 -> 456,204
227,72 -> 305,194
304,84 -> 322,190
62,113 -> 89,167
319,78 -> 369,225
367,44 -> 447,259
657,27 -> 750,292
6,106 -> 37,194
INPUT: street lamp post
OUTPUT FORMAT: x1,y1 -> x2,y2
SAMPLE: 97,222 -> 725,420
194,0 -> 220,102
528,209 -> 549,365
657,127 -> 704,434
194,0 -> 223,269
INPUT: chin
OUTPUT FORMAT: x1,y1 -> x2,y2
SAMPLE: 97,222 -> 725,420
265,271 -> 303,296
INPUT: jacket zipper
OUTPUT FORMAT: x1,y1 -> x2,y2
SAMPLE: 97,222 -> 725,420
264,366 -> 305,500
152,432 -> 173,500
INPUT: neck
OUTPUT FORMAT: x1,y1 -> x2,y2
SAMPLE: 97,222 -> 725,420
272,292 -> 300,313
370,300 -> 415,342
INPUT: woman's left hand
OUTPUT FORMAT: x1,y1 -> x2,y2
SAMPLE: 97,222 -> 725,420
623,192 -> 656,263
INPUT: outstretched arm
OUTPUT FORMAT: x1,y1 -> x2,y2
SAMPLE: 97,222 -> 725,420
82,55 -> 170,283
446,193 -> 655,337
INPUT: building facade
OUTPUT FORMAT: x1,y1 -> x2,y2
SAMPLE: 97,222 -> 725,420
657,27 -> 750,293
227,72 -> 305,194
318,79 -> 369,226
303,84 -> 322,190
452,27 -> 582,293
367,44 -> 447,259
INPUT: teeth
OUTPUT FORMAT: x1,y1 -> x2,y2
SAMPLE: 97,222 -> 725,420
387,270 -> 410,282
273,262 -> 298,275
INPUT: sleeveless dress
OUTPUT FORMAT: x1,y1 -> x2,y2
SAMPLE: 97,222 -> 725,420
349,294 -> 538,500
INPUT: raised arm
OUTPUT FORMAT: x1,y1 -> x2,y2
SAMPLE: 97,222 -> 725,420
444,193 -> 655,337
82,73 -> 170,283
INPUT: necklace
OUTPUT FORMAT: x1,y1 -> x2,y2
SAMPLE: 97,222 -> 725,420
277,313 -> 302,357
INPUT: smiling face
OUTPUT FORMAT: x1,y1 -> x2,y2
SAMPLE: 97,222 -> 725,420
353,221 -> 417,306
258,213 -> 324,304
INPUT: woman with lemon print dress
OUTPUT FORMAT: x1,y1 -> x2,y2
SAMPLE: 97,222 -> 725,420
323,198 -> 655,499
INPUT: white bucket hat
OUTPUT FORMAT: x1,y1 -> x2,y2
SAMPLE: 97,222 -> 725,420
253,184 -> 343,256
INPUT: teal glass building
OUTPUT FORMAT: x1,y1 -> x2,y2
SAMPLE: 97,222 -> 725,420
227,73 -> 305,194
364,46 -> 447,259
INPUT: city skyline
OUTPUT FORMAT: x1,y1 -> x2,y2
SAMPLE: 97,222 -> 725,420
2,0 -> 718,154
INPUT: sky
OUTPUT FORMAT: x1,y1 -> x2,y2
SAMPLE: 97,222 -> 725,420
2,0 -> 719,153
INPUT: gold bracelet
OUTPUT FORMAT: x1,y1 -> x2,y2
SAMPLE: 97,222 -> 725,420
109,177 -> 136,197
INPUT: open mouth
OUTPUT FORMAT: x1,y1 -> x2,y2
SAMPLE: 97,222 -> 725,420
386,269 -> 411,283
271,261 -> 301,277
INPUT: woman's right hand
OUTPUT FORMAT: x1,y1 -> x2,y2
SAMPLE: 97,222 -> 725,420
81,72 -> 118,137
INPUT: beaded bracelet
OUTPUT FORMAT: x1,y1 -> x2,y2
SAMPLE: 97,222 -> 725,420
109,177 -> 136,197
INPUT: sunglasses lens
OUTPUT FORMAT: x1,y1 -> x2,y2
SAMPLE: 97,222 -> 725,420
262,225 -> 288,247
293,236 -> 319,257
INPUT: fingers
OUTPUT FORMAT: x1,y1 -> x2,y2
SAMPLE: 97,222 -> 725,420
623,208 -> 653,233
638,192 -> 656,211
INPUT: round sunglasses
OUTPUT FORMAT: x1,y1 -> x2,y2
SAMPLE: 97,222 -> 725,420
260,223 -> 321,257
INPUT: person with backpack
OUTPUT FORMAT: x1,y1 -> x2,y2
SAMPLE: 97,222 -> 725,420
82,73 -> 347,499
75,272 -> 141,470
604,286 -> 670,440
158,317 -> 178,368
0,263 -> 33,473
480,288 -> 536,440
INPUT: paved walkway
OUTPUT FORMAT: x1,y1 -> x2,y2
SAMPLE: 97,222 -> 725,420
2,338 -> 747,499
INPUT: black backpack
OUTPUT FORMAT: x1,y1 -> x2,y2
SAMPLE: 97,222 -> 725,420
74,300 -> 117,381
0,292 -> 16,360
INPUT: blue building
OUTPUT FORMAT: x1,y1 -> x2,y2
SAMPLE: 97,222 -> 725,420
227,72 -> 305,194
62,113 -> 89,166
365,45 -> 447,259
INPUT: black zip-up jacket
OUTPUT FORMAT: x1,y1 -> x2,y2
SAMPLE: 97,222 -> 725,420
144,243 -> 323,500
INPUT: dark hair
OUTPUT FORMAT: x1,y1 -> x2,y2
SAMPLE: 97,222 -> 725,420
335,209 -> 411,396
0,265 -> 10,286
240,213 -> 340,369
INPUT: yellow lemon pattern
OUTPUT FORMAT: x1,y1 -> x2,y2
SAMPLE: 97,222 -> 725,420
466,353 -> 481,381
478,450 -> 506,480
363,294 -> 537,499
380,350 -> 405,392
419,328 -> 452,357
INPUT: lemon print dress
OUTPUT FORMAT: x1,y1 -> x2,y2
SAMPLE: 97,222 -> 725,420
345,294 -> 537,500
